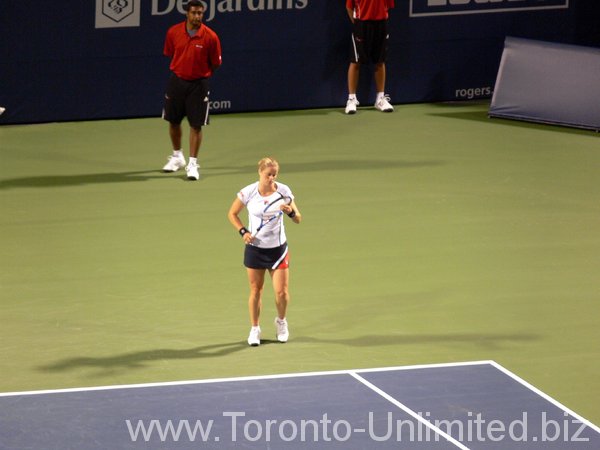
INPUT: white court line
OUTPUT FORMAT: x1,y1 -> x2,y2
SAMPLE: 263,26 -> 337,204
2,359 -> 597,443
489,361 -> 600,435
349,371 -> 470,449
0,360 -> 494,397
3,354 -> 600,439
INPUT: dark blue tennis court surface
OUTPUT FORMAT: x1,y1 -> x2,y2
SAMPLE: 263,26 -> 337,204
1,361 -> 598,449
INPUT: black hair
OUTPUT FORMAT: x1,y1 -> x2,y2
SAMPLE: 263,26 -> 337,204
185,1 -> 204,11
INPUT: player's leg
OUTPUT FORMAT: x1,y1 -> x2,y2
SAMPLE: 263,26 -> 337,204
270,267 -> 289,320
246,268 -> 266,346
270,267 -> 290,342
247,268 -> 266,326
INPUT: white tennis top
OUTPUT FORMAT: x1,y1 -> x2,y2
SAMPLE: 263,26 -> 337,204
237,181 -> 294,248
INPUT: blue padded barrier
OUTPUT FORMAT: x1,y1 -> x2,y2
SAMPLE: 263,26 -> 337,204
489,37 -> 600,131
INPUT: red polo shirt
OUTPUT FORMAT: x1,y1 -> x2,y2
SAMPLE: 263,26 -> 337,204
164,21 -> 222,80
346,0 -> 394,20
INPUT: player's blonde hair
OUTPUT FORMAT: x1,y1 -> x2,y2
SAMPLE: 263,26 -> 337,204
258,157 -> 279,173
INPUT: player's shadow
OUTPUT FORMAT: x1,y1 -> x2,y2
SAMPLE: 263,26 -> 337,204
0,170 -> 168,190
37,341 -> 250,375
35,333 -> 537,376
294,332 -> 540,350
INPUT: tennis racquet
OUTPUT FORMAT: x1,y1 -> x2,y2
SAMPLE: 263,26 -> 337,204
251,193 -> 292,237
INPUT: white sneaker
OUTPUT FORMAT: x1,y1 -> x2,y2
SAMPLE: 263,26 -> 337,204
162,154 -> 186,172
0,107 -> 5,116
275,317 -> 289,343
345,98 -> 359,115
247,326 -> 261,346
185,162 -> 200,181
375,95 -> 394,112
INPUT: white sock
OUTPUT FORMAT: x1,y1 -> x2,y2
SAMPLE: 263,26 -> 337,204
173,149 -> 183,158
189,157 -> 198,166
376,92 -> 385,101
348,94 -> 357,101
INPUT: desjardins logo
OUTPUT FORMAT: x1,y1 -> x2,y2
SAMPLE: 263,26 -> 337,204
151,0 -> 309,22
96,0 -> 310,28
95,0 -> 141,28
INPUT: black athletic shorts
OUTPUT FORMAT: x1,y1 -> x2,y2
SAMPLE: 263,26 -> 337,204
350,19 -> 389,64
244,243 -> 289,270
163,74 -> 210,129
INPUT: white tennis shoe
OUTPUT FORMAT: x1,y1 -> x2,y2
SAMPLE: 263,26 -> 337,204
162,154 -> 186,172
345,98 -> 359,115
375,95 -> 394,112
275,317 -> 289,343
247,326 -> 261,346
185,161 -> 200,181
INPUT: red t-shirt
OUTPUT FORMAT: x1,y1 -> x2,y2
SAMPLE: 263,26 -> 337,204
346,0 -> 394,20
164,22 -> 222,80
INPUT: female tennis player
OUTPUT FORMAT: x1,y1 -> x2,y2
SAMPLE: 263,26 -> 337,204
227,157 -> 302,346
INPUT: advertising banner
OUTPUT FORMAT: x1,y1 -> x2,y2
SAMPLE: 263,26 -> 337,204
0,1 -> 597,124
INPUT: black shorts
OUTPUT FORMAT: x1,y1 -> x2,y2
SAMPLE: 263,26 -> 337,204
350,19 -> 389,64
162,74 -> 210,129
244,243 -> 289,270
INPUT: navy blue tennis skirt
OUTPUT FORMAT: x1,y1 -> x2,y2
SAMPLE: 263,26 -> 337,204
244,243 -> 289,269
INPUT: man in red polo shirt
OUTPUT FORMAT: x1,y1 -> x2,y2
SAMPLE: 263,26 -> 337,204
345,0 -> 395,115
162,1 -> 222,180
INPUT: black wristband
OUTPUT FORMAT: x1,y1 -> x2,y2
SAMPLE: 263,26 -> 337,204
239,227 -> 248,236
287,210 -> 296,219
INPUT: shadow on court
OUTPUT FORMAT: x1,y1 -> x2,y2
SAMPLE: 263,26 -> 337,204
0,170 -> 167,190
37,341 -> 250,374
428,102 -> 600,136
37,333 -> 537,375
294,332 -> 540,350
0,160 -> 446,189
